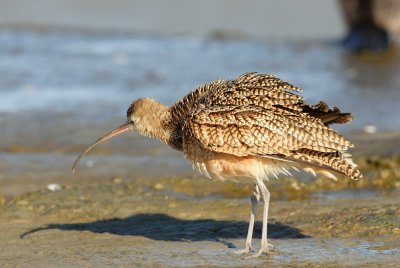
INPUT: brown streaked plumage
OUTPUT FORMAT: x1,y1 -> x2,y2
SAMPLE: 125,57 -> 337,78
72,72 -> 362,257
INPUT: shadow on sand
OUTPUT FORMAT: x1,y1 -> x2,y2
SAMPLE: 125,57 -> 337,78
20,213 -> 308,242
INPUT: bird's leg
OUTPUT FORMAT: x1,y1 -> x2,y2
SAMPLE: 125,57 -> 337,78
248,180 -> 274,258
234,184 -> 260,254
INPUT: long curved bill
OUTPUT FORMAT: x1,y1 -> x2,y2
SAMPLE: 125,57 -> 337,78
72,122 -> 132,173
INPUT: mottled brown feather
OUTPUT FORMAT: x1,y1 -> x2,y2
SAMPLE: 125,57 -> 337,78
172,72 -> 361,179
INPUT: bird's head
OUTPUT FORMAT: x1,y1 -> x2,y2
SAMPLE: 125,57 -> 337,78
72,97 -> 166,173
127,98 -> 167,137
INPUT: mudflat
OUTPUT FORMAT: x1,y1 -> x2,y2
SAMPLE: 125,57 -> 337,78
1,150 -> 399,267
1,183 -> 399,267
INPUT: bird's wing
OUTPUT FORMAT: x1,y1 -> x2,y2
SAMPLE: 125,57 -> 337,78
201,72 -> 353,126
170,72 -> 351,127
183,105 -> 353,157
169,72 -> 302,124
203,72 -> 305,112
168,79 -> 225,124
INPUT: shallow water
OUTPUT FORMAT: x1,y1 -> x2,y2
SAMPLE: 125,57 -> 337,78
1,28 -> 400,197
268,237 -> 400,265
1,29 -> 400,127
0,29 -> 400,198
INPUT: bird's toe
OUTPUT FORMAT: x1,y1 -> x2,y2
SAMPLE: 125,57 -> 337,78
233,246 -> 254,254
245,243 -> 275,258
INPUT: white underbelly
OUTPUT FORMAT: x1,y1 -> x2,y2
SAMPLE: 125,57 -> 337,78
183,140 -> 338,183
189,153 -> 294,184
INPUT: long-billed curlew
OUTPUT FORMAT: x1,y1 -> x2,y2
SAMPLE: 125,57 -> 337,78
72,72 -> 362,257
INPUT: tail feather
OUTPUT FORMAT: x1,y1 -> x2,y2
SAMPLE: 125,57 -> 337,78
303,101 -> 353,126
290,149 -> 362,180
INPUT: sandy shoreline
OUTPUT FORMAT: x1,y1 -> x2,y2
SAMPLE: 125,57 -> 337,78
0,174 -> 399,267
1,131 -> 400,267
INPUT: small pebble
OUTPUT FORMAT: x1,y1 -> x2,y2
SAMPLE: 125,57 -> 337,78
112,177 -> 123,184
363,125 -> 377,134
154,183 -> 164,190
290,181 -> 301,191
47,183 -> 62,191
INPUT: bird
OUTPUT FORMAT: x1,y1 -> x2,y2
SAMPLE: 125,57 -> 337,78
72,72 -> 362,257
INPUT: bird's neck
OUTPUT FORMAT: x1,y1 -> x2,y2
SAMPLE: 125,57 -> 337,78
162,110 -> 184,151
135,104 -> 182,150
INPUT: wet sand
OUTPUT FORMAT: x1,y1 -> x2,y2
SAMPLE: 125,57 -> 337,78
0,174 -> 399,267
1,131 -> 400,267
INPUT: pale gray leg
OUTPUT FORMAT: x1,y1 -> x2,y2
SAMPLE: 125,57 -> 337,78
234,184 -> 260,254
248,179 -> 274,258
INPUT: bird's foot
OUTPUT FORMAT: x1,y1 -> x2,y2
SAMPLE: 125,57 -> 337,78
246,242 -> 275,258
233,245 -> 254,254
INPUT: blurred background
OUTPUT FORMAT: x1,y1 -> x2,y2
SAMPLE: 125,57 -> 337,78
0,0 -> 399,197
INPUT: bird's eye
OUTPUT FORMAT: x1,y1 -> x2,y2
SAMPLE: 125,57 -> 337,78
130,115 -> 141,123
